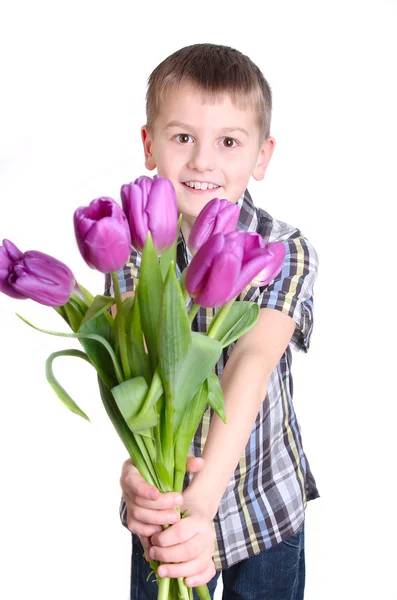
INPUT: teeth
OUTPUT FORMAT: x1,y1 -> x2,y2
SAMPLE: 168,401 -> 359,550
184,181 -> 219,190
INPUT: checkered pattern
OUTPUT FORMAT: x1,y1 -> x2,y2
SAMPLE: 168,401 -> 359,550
104,189 -> 319,569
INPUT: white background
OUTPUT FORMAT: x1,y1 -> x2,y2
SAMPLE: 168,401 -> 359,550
1,1 -> 396,598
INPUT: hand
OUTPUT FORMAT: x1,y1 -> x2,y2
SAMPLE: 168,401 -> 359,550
149,502 -> 216,587
119,456 -> 205,560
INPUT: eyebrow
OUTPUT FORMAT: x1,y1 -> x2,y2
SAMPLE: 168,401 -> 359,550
165,121 -> 250,137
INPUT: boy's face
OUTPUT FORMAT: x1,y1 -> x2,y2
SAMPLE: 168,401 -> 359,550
141,82 -> 275,225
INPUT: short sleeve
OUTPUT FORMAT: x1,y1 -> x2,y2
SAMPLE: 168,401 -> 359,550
103,247 -> 142,297
257,236 -> 319,353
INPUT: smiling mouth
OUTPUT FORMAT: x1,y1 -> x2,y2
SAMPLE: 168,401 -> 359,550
182,181 -> 221,191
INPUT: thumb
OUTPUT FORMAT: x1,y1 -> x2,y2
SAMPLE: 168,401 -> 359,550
186,455 -> 205,473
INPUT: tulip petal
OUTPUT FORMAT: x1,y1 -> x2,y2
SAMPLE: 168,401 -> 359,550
12,271 -> 74,306
214,201 -> 240,236
74,206 -> 95,259
226,242 -> 287,300
243,232 -> 268,255
251,242 -> 287,286
0,245 -> 14,272
185,234 -> 225,296
3,239 -> 24,262
24,251 -> 75,281
83,217 -> 131,273
195,251 -> 241,307
146,178 -> 178,253
188,199 -> 240,254
121,183 -> 148,251
74,197 -> 131,272
188,198 -> 221,253
0,277 -> 27,299
134,175 -> 154,206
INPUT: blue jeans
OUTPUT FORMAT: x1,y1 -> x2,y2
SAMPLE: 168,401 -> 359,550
130,522 -> 305,599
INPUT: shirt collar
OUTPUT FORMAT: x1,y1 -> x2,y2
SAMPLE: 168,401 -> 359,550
237,189 -> 259,233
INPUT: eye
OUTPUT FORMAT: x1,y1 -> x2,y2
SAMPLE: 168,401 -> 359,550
221,137 -> 238,148
175,134 -> 194,144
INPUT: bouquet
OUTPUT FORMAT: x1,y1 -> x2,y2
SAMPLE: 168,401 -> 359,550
0,175 -> 286,600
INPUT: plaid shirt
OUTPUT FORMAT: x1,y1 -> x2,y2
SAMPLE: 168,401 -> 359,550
104,189 -> 319,570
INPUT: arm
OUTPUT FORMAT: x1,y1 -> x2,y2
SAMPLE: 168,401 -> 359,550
183,307 -> 296,518
148,308 -> 296,586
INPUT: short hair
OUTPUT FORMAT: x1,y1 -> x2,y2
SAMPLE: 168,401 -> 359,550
146,43 -> 272,142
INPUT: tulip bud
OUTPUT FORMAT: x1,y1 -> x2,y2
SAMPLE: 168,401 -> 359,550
185,231 -> 286,308
188,198 -> 240,254
121,175 -> 178,254
249,241 -> 286,287
74,197 -> 131,273
0,239 -> 75,306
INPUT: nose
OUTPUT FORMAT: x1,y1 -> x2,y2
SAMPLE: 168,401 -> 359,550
187,142 -> 216,172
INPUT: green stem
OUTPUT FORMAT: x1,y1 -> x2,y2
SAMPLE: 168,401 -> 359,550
111,272 -> 131,380
157,575 -> 170,600
207,299 -> 235,339
163,390 -> 175,483
97,377 -> 157,487
195,584 -> 212,600
177,577 -> 190,600
135,435 -> 161,489
188,303 -> 200,325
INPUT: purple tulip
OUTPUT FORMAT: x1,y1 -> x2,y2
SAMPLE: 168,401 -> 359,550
121,175 -> 178,253
185,231 -> 286,307
188,198 -> 240,254
0,239 -> 75,306
74,197 -> 131,273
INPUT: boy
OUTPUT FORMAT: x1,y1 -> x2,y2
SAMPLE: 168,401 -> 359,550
106,43 -> 319,599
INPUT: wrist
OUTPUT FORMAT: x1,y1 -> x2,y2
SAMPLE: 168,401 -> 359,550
182,481 -> 219,521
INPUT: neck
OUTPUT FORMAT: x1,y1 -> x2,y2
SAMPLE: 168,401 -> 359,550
180,218 -> 193,249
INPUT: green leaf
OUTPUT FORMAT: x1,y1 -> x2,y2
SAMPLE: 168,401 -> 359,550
138,233 -> 163,373
78,313 -> 121,386
111,372 -> 163,432
63,298 -> 85,332
157,262 -> 192,478
173,333 -> 222,434
76,284 -> 95,306
207,372 -> 227,423
159,214 -> 182,281
210,302 -> 260,347
17,313 -> 122,387
173,381 -> 209,493
157,263 -> 192,400
97,377 -> 158,487
45,349 -> 92,421
127,286 -> 151,383
123,295 -> 135,332
80,294 -> 115,327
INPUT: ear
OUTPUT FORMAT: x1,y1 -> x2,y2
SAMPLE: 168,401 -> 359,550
252,136 -> 276,181
141,126 -> 157,170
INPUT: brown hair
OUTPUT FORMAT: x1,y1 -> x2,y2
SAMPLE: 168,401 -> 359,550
146,44 -> 272,141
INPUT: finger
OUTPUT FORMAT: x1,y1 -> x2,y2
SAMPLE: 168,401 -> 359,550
120,467 -> 160,501
186,456 -> 205,473
133,491 -> 183,511
185,562 -> 217,588
149,533 -> 205,563
151,515 -> 214,548
139,536 -> 152,561
128,505 -> 181,527
157,556 -> 215,581
126,517 -> 164,538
